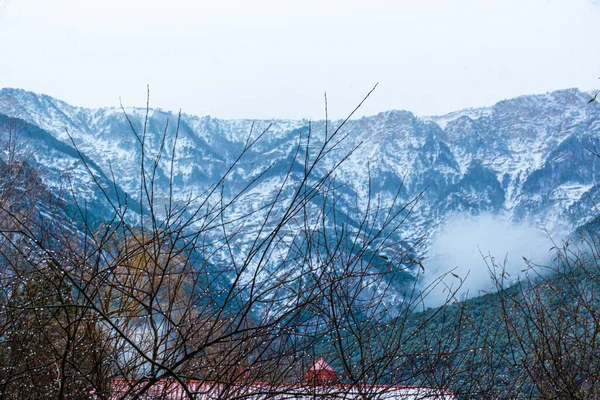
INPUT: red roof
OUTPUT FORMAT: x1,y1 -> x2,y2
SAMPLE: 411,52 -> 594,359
110,378 -> 456,399
304,358 -> 338,383
308,358 -> 336,373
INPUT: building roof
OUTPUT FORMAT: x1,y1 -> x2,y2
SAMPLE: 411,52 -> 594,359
109,358 -> 455,399
307,357 -> 336,373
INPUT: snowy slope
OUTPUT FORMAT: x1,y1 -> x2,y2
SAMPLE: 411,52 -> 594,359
1,87 -> 600,294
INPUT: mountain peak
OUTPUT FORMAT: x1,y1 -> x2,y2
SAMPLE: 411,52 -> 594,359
1,86 -> 600,307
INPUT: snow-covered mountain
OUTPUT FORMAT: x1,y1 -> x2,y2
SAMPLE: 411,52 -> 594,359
1,87 -> 600,293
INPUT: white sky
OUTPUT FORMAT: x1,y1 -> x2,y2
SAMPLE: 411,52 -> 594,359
0,0 -> 599,119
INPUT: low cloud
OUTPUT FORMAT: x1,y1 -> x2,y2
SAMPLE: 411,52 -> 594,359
419,213 -> 556,307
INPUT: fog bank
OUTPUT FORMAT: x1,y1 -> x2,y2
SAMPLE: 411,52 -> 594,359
419,213 -> 556,307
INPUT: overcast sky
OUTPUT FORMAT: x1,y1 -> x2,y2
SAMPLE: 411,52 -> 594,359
0,0 -> 599,119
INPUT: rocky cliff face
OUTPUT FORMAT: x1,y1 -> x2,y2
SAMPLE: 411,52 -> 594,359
1,87 -> 599,293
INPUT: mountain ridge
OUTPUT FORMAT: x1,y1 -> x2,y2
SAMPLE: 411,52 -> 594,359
2,85 -> 596,124
1,87 -> 600,299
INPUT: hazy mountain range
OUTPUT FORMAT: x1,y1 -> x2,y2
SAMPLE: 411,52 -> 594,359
1,87 -> 599,300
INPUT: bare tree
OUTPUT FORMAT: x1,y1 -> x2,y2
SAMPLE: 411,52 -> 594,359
0,90 -> 464,399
